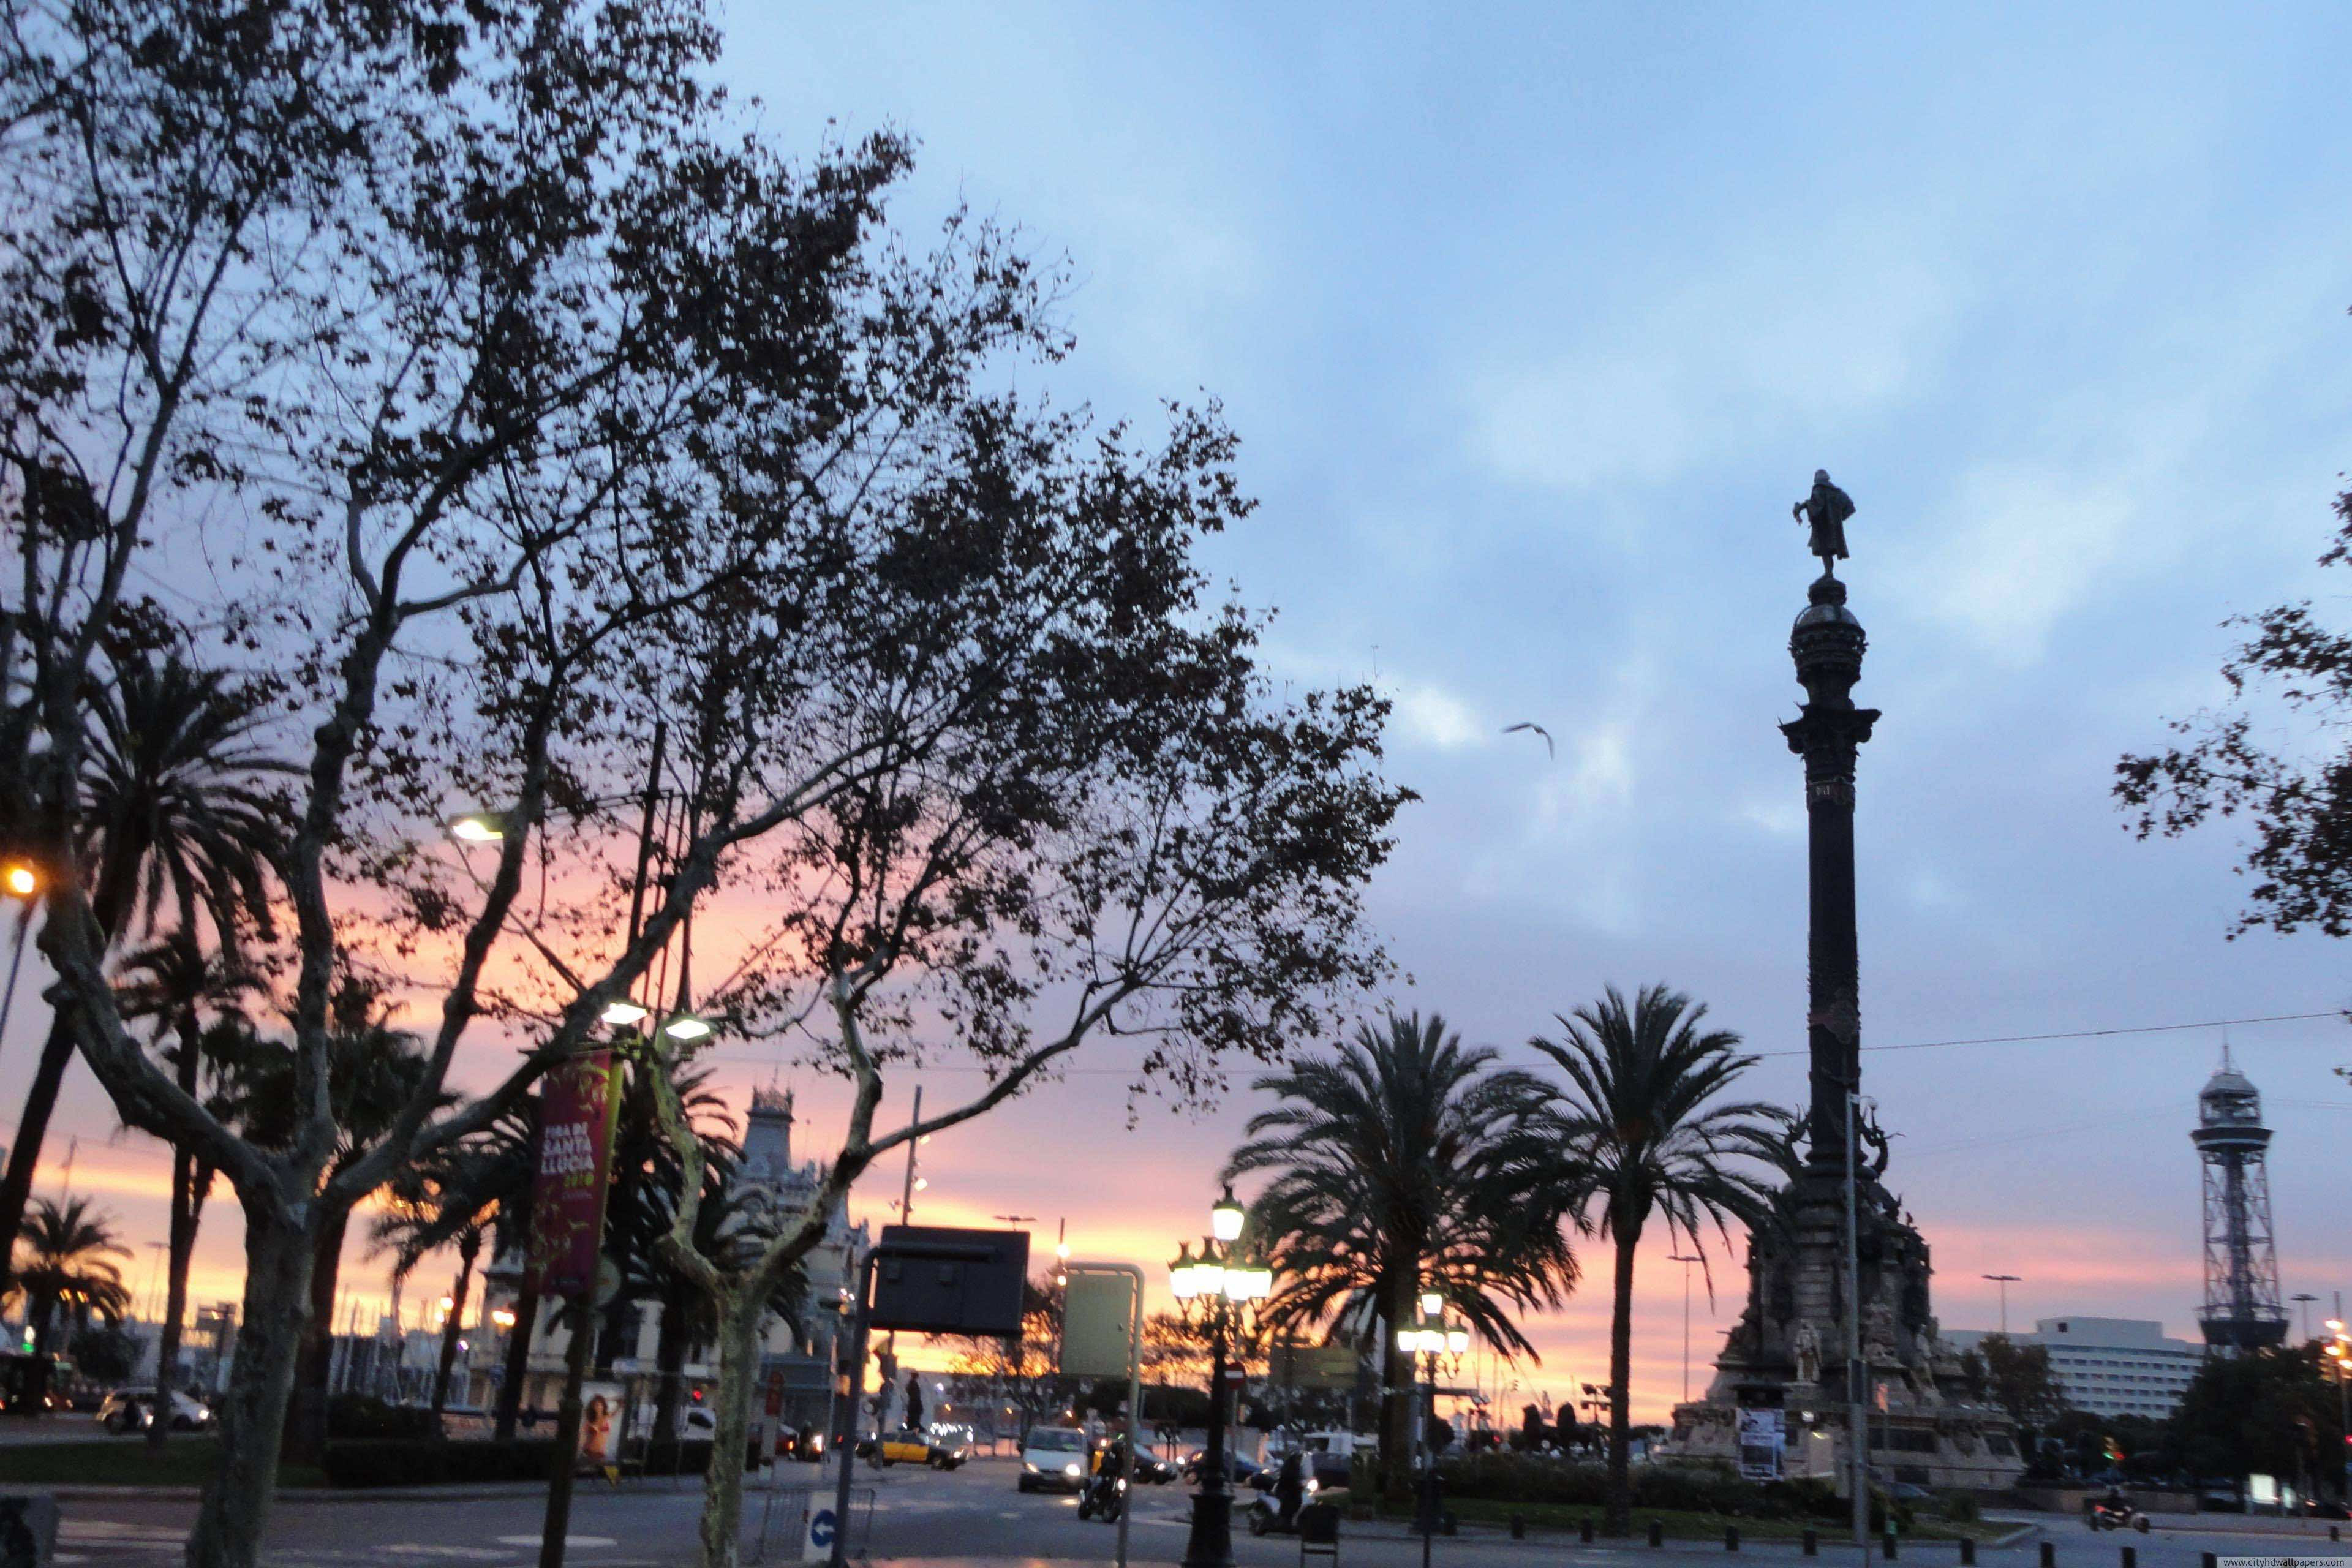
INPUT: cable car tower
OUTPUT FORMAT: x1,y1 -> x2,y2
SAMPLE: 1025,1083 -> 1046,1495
2193,1049 -> 2288,1353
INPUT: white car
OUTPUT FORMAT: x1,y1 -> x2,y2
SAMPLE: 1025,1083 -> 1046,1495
97,1387 -> 211,1434
1017,1426 -> 1089,1493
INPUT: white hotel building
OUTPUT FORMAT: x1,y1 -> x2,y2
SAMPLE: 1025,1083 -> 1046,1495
1947,1316 -> 2203,1421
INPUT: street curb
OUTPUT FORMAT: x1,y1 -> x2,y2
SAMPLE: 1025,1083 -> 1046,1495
34,1480 -> 679,1503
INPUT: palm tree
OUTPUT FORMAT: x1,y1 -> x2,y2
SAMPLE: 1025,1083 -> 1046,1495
235,976 -> 438,1463
1224,1009 -> 1579,1502
12,1197 -> 132,1354
374,1165 -> 489,1420
377,1102 -> 543,1440
1524,984 -> 1790,1536
116,936 -> 266,1450
0,654 -> 288,1299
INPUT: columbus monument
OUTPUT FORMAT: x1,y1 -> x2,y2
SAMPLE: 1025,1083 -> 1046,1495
1667,475 -> 2022,1492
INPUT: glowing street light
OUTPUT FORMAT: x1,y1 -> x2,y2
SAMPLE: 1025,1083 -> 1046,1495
600,1000 -> 650,1028
445,809 -> 514,843
1,861 -> 36,898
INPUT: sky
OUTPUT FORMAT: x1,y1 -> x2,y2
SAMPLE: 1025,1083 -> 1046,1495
10,1 -> 2352,1425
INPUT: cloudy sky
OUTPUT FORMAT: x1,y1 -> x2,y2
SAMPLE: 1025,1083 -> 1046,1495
13,2 -> 2352,1423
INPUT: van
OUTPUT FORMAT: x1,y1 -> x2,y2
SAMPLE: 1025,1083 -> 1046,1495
1018,1426 -> 1089,1493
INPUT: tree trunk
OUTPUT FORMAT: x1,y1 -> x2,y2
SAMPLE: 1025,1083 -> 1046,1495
494,1282 -> 538,1442
1378,1275 -> 1415,1504
690,1290 -> 764,1568
0,1011 -> 77,1298
1604,1217 -> 1642,1537
430,1237 -> 478,1419
151,983 -> 208,1455
148,1150 -> 205,1453
282,1207 -> 349,1465
186,1201 -> 312,1568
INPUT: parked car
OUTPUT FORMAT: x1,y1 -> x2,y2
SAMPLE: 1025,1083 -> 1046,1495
96,1388 -> 211,1434
1019,1426 -> 1091,1493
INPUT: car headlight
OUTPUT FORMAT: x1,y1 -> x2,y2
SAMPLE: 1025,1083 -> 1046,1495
1306,1477 -> 1320,1493
1023,1461 -> 1038,1472
1116,1478 -> 1127,1491
1065,1461 -> 1082,1477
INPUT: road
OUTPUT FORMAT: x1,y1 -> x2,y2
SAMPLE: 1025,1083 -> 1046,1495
40,1456 -> 2352,1568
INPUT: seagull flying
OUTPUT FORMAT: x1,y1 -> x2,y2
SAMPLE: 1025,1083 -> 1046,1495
1502,722 -> 1555,759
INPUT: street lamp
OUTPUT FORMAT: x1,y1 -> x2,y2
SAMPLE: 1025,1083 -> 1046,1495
1404,1290 -> 1470,1568
2327,1320 -> 2351,1504
1668,1254 -> 1703,1404
1170,1190 -> 1273,1568
0,857 -> 38,1051
1981,1274 -> 2021,1336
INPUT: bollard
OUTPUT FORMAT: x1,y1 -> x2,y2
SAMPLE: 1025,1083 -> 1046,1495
1962,1540 -> 1977,1566
2042,1542 -> 2057,1568
1803,1529 -> 1818,1557
2201,1555 -> 2218,1568
1725,1526 -> 1740,1552
1510,1513 -> 1525,1540
1885,1529 -> 1899,1560
1581,1517 -> 1596,1545
2122,1547 -> 2136,1568
1649,1520 -> 1665,1548
2334,1528 -> 2343,1544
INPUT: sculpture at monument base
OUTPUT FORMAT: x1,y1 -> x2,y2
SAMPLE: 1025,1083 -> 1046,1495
1664,1165 -> 2023,1491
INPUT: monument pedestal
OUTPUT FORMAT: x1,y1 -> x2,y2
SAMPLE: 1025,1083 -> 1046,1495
1667,1167 -> 2020,1491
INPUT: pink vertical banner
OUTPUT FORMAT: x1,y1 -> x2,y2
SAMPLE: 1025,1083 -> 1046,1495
525,1049 -> 620,1299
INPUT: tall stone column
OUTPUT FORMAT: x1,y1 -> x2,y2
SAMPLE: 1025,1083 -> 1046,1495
1779,573 -> 1878,1172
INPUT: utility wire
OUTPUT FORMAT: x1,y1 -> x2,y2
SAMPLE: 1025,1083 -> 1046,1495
695,1008 -> 2346,1076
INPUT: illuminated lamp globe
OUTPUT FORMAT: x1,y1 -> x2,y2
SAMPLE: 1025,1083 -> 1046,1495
1211,1186 -> 1245,1243
446,809 -> 511,843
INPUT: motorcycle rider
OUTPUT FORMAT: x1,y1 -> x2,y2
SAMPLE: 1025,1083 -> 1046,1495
1082,1433 -> 1130,1521
1275,1450 -> 1307,1528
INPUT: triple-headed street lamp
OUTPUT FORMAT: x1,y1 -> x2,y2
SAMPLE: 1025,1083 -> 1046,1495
1170,1186 -> 1273,1568
1396,1290 -> 1469,1567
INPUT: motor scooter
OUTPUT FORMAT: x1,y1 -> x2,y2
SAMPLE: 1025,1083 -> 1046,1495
1245,1477 -> 1321,1536
2086,1499 -> 2150,1533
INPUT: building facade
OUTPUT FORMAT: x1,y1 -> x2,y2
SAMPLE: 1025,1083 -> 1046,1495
1947,1317 -> 2203,1422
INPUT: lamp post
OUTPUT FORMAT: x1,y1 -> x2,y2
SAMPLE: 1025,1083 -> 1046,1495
1981,1274 -> 2021,1337
1668,1254 -> 1703,1404
1170,1185 -> 1271,1568
1398,1291 -> 1469,1568
2326,1317 -> 2350,1502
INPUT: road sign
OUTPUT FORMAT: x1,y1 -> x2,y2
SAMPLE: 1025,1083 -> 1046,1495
867,1226 -> 1030,1336
1269,1344 -> 1359,1390
802,1506 -> 837,1564
1061,1273 -> 1140,1378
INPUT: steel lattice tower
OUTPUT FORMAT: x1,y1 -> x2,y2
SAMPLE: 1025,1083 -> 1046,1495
2192,1051 -> 2288,1353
